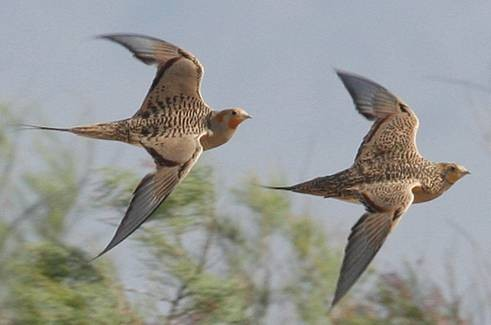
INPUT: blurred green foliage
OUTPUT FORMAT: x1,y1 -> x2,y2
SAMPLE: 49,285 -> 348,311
0,104 -> 142,324
4,243 -> 140,325
0,104 -> 472,324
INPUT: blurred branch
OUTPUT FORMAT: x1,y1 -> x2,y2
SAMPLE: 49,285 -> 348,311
165,224 -> 214,324
5,167 -> 92,244
0,106 -> 21,205
0,137 -> 18,203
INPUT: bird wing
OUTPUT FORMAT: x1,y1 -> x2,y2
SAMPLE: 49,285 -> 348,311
99,34 -> 207,118
336,70 -> 421,164
94,135 -> 204,259
331,182 -> 417,307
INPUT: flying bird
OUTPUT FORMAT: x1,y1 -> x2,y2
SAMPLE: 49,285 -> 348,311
266,70 -> 469,308
27,34 -> 251,258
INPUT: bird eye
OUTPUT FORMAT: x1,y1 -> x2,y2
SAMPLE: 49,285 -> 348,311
232,111 -> 237,116
450,166 -> 456,171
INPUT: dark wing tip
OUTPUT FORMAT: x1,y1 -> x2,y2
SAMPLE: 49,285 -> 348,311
330,294 -> 342,309
335,69 -> 367,80
331,274 -> 353,309
90,171 -> 169,260
88,247 -> 111,263
335,69 -> 367,86
95,33 -> 133,44
331,273 -> 357,308
91,159 -> 192,260
334,68 -> 357,80
335,69 -> 383,88
96,33 -> 172,65
335,69 -> 401,121
96,33 -> 162,42
90,230 -> 129,262
330,212 -> 393,308
335,70 -> 376,121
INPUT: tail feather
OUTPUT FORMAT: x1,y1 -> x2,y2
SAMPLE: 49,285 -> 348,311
18,124 -> 71,132
263,175 -> 342,198
19,121 -> 131,143
260,185 -> 294,191
264,181 -> 325,196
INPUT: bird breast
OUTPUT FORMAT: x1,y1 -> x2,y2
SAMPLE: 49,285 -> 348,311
200,127 -> 235,151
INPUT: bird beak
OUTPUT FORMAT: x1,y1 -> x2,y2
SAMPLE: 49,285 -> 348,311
243,114 -> 252,119
464,170 -> 471,175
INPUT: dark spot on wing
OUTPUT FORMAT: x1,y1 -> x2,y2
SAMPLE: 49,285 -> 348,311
392,208 -> 403,222
143,146 -> 180,167
399,103 -> 409,114
141,111 -> 150,119
361,193 -> 386,213
141,127 -> 150,136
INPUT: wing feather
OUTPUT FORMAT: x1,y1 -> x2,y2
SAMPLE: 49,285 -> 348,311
93,138 -> 203,259
331,183 -> 416,307
99,34 -> 206,118
336,70 -> 405,120
336,70 -> 420,163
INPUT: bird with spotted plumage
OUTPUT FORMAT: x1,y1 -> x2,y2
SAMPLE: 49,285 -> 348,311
25,34 -> 251,259
265,70 -> 469,308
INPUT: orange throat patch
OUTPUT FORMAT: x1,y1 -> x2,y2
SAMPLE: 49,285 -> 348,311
228,117 -> 242,129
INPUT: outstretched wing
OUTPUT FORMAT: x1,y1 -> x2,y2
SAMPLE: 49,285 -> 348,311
99,34 -> 206,118
94,135 -> 203,259
336,70 -> 421,164
331,182 -> 417,307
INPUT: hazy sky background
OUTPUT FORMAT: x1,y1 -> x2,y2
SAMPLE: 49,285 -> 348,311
2,0 -> 491,313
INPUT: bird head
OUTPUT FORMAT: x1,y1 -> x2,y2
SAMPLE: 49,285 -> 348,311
202,108 -> 251,151
215,108 -> 252,130
439,163 -> 470,184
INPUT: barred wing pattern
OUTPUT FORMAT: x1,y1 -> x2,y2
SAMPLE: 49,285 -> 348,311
100,34 -> 209,119
336,71 -> 421,164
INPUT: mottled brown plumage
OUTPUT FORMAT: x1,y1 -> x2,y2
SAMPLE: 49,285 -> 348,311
27,34 -> 251,258
266,70 -> 469,308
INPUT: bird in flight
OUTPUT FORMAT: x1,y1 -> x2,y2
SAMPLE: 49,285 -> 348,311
27,34 -> 251,258
266,70 -> 469,308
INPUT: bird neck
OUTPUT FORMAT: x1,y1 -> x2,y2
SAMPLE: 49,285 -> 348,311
201,115 -> 236,151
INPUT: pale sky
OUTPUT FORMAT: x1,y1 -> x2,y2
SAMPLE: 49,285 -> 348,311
2,0 -> 491,317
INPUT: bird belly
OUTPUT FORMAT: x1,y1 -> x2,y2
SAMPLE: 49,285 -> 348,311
333,196 -> 362,204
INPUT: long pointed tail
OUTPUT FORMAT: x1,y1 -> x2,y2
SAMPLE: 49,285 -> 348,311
20,121 -> 130,143
262,174 -> 343,198
19,124 -> 71,133
261,185 -> 295,191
